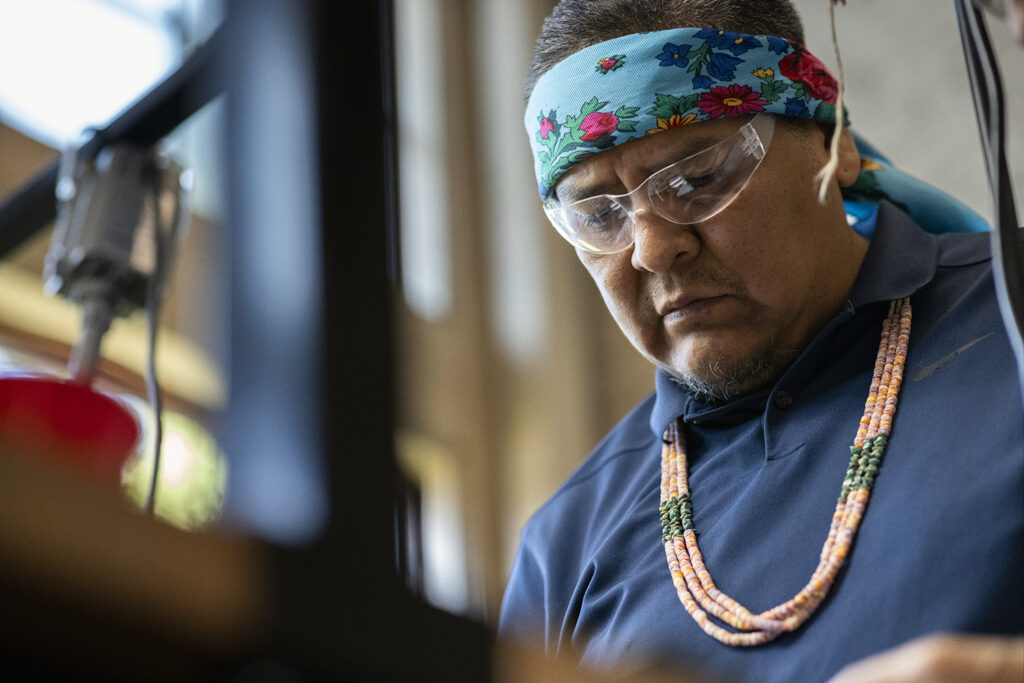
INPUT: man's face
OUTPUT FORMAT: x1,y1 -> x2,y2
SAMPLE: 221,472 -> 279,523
556,116 -> 866,400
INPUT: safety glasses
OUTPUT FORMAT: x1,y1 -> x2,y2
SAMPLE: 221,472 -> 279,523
543,113 -> 776,254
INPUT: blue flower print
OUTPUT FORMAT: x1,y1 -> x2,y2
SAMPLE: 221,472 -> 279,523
784,96 -> 811,118
695,29 -> 762,56
706,51 -> 743,80
766,35 -> 790,54
695,28 -> 735,47
692,75 -> 713,89
724,34 -> 762,56
657,42 -> 689,68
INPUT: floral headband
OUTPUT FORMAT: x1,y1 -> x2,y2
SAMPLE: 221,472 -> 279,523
525,27 -> 988,235
526,27 -> 844,200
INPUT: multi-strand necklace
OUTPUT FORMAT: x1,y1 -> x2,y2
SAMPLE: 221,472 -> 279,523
659,297 -> 912,646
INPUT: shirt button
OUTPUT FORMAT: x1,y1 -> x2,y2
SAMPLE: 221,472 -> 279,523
774,390 -> 793,409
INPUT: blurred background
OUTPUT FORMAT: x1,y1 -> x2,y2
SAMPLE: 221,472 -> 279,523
0,0 -> 1020,643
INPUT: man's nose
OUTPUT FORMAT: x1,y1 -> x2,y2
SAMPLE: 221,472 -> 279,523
629,209 -> 700,272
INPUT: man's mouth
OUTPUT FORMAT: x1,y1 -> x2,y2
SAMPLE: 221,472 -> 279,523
659,294 -> 730,323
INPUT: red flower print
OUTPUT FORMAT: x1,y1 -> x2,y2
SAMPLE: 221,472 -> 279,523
595,54 -> 626,74
778,48 -> 837,103
540,117 -> 554,139
696,84 -> 768,118
579,111 -> 619,140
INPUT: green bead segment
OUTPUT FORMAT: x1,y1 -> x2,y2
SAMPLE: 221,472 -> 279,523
660,494 -> 694,542
839,435 -> 889,502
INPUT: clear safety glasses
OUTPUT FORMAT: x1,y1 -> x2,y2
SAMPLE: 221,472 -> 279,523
543,113 -> 776,254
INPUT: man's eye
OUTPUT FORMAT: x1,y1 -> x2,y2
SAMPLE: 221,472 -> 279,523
574,203 -> 623,230
685,171 -> 718,189
666,169 -> 718,195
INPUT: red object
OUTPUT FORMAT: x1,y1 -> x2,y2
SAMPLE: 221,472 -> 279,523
0,374 -> 140,488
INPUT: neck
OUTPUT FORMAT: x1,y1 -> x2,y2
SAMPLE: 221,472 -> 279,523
816,221 -> 871,328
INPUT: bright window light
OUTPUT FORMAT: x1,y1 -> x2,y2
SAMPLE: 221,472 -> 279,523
0,0 -> 179,147
395,0 -> 452,321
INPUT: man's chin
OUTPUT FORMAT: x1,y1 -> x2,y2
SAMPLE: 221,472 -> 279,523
665,344 -> 785,402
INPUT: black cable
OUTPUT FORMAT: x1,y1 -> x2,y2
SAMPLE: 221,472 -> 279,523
143,165 -> 168,517
955,0 -> 1024,400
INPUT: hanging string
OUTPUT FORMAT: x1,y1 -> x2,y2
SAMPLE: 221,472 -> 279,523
814,0 -> 847,203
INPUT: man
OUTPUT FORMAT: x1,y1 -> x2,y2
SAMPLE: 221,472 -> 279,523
499,1 -> 1024,680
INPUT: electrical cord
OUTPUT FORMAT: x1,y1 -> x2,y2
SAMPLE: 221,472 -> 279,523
955,0 -> 1024,400
142,161 -> 181,517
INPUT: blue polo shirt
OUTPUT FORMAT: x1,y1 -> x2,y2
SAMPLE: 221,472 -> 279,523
498,203 -> 1024,682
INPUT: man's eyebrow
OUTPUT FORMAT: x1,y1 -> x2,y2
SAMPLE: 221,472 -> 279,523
651,134 -> 724,169
556,133 -> 727,202
556,177 -> 617,202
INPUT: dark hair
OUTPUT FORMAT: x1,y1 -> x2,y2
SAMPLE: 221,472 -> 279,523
525,0 -> 805,103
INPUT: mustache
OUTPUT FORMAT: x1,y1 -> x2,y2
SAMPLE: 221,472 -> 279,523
652,266 -> 749,300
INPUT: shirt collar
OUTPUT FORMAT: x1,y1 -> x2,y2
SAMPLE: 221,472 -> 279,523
847,201 -> 938,307
649,201 -> 940,436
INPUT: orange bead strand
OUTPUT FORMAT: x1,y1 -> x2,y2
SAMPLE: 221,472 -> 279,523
659,298 -> 912,646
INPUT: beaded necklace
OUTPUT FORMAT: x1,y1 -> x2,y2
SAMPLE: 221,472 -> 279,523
659,298 -> 912,646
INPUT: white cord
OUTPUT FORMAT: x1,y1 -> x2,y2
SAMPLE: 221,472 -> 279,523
814,0 -> 847,204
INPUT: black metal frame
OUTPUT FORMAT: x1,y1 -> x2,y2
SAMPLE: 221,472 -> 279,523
224,2 -> 490,676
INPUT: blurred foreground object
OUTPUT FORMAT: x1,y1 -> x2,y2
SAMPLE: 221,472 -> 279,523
0,440 -> 265,680
827,633 -> 1024,683
0,374 -> 139,488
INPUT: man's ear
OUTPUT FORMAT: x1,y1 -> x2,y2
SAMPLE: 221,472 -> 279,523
816,122 -> 861,188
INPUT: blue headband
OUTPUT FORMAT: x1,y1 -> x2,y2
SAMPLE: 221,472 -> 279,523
525,27 -> 987,235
